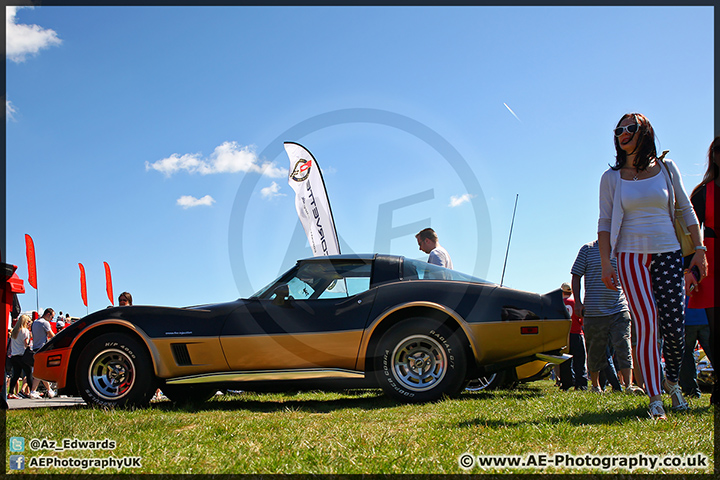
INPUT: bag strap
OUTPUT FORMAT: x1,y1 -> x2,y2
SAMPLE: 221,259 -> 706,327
657,150 -> 675,200
657,150 -> 679,223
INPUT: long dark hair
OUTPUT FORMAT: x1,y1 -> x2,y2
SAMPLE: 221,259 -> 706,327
611,113 -> 658,171
691,135 -> 720,198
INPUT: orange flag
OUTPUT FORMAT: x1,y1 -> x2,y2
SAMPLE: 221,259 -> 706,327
79,263 -> 88,307
25,234 -> 37,289
103,262 -> 114,305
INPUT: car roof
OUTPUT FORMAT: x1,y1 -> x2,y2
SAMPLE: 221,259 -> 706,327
297,254 -> 384,262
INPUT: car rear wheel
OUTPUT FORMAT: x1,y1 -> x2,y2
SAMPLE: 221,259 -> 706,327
374,319 -> 467,403
465,370 -> 507,391
75,333 -> 154,408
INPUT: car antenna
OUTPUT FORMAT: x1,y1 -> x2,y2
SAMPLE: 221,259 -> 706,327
500,194 -> 519,287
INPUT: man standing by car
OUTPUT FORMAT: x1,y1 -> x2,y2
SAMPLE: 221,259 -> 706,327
559,282 -> 588,390
571,240 -> 639,394
416,228 -> 453,269
30,308 -> 56,399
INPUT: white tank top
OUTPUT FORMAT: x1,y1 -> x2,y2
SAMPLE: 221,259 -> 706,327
617,171 -> 679,254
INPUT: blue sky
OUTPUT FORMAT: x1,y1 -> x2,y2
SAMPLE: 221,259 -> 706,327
5,5 -> 714,317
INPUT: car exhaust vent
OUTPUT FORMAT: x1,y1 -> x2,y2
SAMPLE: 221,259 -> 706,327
171,343 -> 192,366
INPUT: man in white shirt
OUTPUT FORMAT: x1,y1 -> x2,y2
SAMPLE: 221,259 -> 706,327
30,308 -> 56,399
416,228 -> 453,269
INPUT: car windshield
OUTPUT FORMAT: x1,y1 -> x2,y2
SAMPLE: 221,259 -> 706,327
250,261 -> 373,300
402,258 -> 490,284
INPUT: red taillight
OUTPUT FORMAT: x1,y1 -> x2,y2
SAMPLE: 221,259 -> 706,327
521,326 -> 539,335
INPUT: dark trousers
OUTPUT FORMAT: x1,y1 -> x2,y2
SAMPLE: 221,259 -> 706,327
600,347 -> 622,391
679,323 -> 714,396
8,355 -> 33,394
560,333 -> 588,390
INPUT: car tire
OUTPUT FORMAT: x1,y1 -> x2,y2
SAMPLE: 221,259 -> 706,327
374,319 -> 467,403
75,333 -> 154,408
161,384 -> 216,405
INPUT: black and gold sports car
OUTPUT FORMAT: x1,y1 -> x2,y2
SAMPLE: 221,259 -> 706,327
34,254 -> 570,407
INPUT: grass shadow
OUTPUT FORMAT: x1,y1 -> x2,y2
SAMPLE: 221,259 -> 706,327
150,389 -> 396,413
457,403 -> 714,429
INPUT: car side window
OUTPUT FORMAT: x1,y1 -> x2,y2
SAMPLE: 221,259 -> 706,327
317,276 -> 371,299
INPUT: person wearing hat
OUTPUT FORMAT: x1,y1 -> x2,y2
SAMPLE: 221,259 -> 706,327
559,282 -> 588,390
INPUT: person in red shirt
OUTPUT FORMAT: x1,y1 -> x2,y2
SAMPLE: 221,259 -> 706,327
559,282 -> 588,390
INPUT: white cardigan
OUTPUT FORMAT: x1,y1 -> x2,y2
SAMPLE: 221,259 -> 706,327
598,158 -> 698,256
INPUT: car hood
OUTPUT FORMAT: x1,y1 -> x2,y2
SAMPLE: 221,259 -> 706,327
40,300 -> 250,351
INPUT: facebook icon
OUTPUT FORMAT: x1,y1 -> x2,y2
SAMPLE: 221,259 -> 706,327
10,455 -> 26,470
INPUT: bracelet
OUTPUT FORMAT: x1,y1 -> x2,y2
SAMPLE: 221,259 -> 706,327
695,245 -> 707,251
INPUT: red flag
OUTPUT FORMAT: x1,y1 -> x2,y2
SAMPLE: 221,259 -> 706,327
103,262 -> 114,305
25,234 -> 38,289
78,263 -> 88,307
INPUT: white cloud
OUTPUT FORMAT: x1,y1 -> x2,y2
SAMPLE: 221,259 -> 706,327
176,195 -> 216,209
146,141 -> 285,178
261,182 -> 286,200
6,100 -> 17,121
6,6 -> 62,63
449,193 -> 475,207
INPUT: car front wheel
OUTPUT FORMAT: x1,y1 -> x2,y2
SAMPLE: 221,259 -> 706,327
374,319 -> 467,403
75,333 -> 154,408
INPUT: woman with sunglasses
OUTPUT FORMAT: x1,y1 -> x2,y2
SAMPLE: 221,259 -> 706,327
597,113 -> 707,419
686,136 -> 718,405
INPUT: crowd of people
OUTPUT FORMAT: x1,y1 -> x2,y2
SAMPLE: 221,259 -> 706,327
6,308 -> 59,399
5,292 -> 134,401
420,115 -> 717,420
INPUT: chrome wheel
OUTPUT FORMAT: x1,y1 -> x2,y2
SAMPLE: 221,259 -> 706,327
466,373 -> 498,391
88,348 -> 136,401
390,334 -> 447,392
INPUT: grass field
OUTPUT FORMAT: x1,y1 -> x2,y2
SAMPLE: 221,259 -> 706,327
5,379 -> 716,474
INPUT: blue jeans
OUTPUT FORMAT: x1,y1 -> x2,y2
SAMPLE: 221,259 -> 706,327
560,333 -> 588,390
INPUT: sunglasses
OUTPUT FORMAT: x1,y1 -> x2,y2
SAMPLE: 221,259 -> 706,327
614,124 -> 639,137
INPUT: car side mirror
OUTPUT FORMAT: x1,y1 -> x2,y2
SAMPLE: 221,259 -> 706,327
272,284 -> 291,306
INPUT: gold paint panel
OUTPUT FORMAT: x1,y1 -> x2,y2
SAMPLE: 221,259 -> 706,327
221,330 -> 363,371
150,337 -> 228,378
515,359 -> 549,380
470,319 -> 570,364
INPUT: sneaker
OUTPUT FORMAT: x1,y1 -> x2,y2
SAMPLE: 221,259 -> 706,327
46,389 -> 57,398
648,400 -> 667,420
625,385 -> 645,396
17,391 -> 29,399
590,386 -> 604,393
7,394 -> 19,399
30,391 -> 42,399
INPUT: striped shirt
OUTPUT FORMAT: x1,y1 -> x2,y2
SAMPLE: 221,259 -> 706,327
571,241 -> 628,316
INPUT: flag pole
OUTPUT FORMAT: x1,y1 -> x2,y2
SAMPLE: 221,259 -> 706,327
500,194 -> 519,287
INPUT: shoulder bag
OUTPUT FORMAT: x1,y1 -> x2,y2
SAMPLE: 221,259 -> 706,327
658,150 -> 694,257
